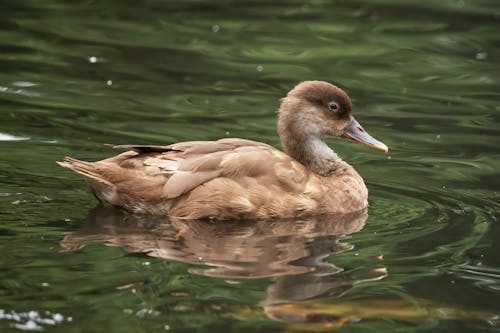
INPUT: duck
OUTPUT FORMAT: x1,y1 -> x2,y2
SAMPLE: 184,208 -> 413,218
58,81 -> 388,220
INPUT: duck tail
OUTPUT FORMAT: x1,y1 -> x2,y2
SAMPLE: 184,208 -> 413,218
57,157 -> 119,205
57,157 -> 113,186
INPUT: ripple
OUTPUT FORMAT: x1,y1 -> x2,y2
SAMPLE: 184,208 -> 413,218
0,85 -> 41,98
0,132 -> 30,141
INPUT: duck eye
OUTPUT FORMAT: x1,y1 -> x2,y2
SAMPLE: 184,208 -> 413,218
328,102 -> 339,111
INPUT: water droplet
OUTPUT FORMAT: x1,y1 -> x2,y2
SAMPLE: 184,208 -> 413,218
225,131 -> 230,135
256,65 -> 263,72
436,134 -> 441,139
42,282 -> 49,287
475,52 -> 488,60
89,56 -> 97,63
164,324 -> 171,330
28,311 -> 38,319
106,80 -> 113,86
212,25 -> 220,33
53,313 -> 64,322
387,156 -> 391,160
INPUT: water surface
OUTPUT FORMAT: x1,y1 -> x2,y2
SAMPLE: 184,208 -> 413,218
1,1 -> 499,332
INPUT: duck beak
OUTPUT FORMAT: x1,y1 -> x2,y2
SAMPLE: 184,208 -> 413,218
342,117 -> 388,152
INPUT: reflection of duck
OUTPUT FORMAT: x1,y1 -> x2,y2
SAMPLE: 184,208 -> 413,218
62,205 -> 368,279
58,81 -> 387,220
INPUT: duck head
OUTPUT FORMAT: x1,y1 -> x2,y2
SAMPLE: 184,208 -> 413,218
278,80 -> 388,153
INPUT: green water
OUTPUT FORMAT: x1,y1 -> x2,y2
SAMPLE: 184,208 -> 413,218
1,0 -> 499,332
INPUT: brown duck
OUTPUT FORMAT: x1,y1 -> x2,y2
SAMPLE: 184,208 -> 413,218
58,81 -> 388,220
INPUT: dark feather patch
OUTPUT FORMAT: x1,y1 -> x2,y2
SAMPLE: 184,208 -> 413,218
112,145 -> 179,154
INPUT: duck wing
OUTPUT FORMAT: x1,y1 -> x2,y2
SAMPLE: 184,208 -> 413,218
58,139 -> 286,212
119,138 -> 275,199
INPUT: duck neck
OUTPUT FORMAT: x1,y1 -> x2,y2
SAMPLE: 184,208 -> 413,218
281,133 -> 346,177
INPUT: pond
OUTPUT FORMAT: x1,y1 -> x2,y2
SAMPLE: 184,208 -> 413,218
1,0 -> 499,332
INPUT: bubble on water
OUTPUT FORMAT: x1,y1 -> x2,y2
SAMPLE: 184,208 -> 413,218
0,309 -> 70,330
89,56 -> 97,63
28,311 -> 38,319
41,282 -> 49,287
212,25 -> 220,33
164,324 -> 171,330
475,52 -> 488,60
38,318 -> 56,325
225,131 -> 230,135
14,320 -> 42,331
256,65 -> 264,72
106,80 -> 113,86
436,134 -> 441,139
53,313 -> 64,322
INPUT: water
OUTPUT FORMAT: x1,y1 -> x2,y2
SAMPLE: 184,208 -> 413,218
1,0 -> 499,332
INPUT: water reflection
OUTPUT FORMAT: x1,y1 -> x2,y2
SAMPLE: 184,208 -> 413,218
61,207 -> 497,331
62,206 -> 369,280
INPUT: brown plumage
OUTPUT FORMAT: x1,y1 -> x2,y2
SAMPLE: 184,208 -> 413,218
58,81 -> 388,220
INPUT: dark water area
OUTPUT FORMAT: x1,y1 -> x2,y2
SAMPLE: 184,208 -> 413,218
1,1 -> 499,332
